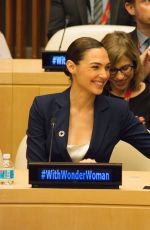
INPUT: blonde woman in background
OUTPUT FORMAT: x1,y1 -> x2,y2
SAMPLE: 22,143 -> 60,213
102,31 -> 150,129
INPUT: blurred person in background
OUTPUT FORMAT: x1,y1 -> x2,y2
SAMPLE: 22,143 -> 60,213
48,0 -> 134,39
125,0 -> 150,82
102,31 -> 150,129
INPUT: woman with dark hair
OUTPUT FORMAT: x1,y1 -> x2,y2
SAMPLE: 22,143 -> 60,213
27,37 -> 150,163
102,31 -> 150,129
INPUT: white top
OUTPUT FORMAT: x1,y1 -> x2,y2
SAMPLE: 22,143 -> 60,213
67,143 -> 90,162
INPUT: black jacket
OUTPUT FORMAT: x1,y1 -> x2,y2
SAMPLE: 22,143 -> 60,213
48,0 -> 134,39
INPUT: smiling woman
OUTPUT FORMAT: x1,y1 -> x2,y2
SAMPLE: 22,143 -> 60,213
102,31 -> 150,129
64,37 -> 110,96
26,37 -> 150,165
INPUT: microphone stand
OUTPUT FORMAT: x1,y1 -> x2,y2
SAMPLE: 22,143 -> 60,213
59,15 -> 70,51
49,118 -> 56,162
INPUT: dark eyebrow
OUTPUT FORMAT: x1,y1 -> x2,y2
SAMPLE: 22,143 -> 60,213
89,62 -> 101,65
90,62 -> 110,66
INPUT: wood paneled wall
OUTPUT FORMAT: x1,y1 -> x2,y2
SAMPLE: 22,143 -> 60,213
1,0 -> 51,58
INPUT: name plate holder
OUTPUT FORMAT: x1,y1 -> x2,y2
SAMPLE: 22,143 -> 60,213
29,162 -> 122,189
42,51 -> 66,72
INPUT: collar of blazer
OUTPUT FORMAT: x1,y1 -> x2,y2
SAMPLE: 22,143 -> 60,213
53,87 -> 109,112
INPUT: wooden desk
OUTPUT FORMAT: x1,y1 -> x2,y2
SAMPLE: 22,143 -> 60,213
0,59 -> 69,159
0,171 -> 150,230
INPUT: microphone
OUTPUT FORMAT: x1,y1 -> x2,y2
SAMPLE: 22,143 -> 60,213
49,117 -> 56,162
59,15 -> 70,51
42,16 -> 70,71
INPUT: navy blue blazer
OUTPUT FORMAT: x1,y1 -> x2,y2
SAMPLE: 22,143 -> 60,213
27,88 -> 150,162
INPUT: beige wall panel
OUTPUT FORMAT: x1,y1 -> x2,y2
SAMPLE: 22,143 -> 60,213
40,85 -> 69,95
12,86 -> 39,160
0,86 -> 12,154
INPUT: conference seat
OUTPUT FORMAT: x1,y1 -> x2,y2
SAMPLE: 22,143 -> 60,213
110,141 -> 150,171
45,25 -> 135,51
15,135 -> 27,169
0,31 -> 12,58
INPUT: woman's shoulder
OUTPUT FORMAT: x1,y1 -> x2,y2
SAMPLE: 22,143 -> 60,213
132,83 -> 150,100
101,94 -> 128,105
97,94 -> 129,112
34,87 -> 70,104
30,88 -> 70,116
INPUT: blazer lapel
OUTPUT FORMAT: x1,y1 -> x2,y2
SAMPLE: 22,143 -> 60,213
130,29 -> 138,45
86,96 -> 111,160
52,88 -> 71,161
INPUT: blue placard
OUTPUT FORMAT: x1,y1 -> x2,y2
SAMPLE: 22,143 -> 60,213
39,168 -> 111,182
29,162 -> 122,189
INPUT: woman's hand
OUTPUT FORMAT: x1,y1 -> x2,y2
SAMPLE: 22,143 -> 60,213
80,158 -> 96,163
140,46 -> 150,78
